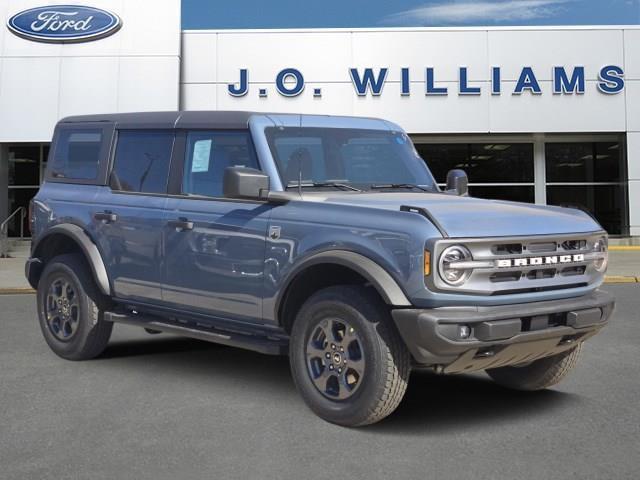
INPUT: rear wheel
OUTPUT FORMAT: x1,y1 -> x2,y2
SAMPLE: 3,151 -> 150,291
37,254 -> 113,361
486,344 -> 583,391
289,285 -> 410,427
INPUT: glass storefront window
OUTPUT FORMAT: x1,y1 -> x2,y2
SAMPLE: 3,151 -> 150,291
415,142 -> 535,203
5,143 -> 47,238
416,144 -> 468,183
468,186 -> 535,203
545,141 -> 627,235
7,188 -> 38,237
468,144 -> 534,183
546,185 -> 625,235
545,142 -> 622,183
8,145 -> 40,186
417,143 -> 534,184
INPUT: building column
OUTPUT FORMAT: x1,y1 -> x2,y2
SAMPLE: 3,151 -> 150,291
628,132 -> 640,237
0,145 -> 8,222
533,134 -> 546,205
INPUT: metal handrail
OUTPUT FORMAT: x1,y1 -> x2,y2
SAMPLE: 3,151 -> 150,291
0,206 -> 27,258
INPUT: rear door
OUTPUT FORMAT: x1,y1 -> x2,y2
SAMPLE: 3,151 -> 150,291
93,129 -> 175,303
162,130 -> 271,322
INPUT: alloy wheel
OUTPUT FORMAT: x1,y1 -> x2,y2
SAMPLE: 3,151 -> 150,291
305,318 -> 366,400
45,277 -> 80,341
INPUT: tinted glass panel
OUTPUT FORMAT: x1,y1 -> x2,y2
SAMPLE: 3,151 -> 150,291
51,129 -> 102,180
111,130 -> 174,194
273,136 -> 325,182
415,144 -> 467,183
182,131 -> 258,197
468,186 -> 535,203
8,145 -> 40,186
545,142 -> 623,182
266,127 -> 437,190
547,185 -> 625,234
416,143 -> 534,183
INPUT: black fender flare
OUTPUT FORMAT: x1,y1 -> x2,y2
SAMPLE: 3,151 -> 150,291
31,224 -> 111,296
275,250 -> 411,317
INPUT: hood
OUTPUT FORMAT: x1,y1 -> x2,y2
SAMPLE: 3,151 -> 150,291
304,192 -> 602,238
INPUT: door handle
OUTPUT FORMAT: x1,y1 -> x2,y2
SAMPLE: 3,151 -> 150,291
94,211 -> 118,223
168,218 -> 194,231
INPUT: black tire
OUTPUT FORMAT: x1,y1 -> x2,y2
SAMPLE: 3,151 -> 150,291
36,254 -> 113,361
486,343 -> 583,391
289,285 -> 411,427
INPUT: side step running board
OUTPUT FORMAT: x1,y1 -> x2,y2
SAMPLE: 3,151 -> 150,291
104,311 -> 289,356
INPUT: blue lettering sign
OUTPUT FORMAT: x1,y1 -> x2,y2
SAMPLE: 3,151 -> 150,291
459,67 -> 481,95
553,66 -> 585,94
514,67 -> 542,95
598,65 -> 625,94
276,68 -> 305,96
491,67 -> 501,95
224,65 -> 626,99
228,69 -> 248,97
426,67 -> 447,95
350,68 -> 388,96
401,68 -> 410,96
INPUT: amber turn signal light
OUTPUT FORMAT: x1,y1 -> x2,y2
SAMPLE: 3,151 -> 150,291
424,250 -> 431,276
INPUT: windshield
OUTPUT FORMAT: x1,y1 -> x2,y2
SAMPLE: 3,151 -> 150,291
265,127 -> 438,191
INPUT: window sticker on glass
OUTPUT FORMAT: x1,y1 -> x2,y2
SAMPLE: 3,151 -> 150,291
192,139 -> 212,172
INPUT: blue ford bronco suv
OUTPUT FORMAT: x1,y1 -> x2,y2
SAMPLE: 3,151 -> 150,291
27,111 -> 614,426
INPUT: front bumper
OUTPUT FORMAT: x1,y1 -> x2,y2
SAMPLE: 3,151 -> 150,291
391,290 -> 614,373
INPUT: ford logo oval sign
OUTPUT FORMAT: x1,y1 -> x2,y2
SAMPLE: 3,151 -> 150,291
7,5 -> 121,43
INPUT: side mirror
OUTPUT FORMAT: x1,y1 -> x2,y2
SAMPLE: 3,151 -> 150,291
446,169 -> 468,196
223,166 -> 269,201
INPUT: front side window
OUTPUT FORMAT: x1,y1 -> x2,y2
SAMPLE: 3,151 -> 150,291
51,129 -> 103,180
110,130 -> 174,194
265,127 -> 437,191
182,130 -> 258,197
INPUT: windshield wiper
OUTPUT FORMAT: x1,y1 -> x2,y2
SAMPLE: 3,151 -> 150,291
286,182 -> 361,192
370,183 -> 432,192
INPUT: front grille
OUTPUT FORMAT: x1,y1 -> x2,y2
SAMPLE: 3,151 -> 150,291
431,232 -> 606,295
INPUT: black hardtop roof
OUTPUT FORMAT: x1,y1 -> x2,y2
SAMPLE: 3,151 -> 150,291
58,111 -> 260,130
57,111 -> 395,131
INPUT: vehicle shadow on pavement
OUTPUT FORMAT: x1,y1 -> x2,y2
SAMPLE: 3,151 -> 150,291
98,335 -> 296,391
368,369 -> 581,435
99,336 -> 217,359
97,335 -> 580,433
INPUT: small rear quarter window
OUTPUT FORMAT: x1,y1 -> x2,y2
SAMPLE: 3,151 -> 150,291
51,129 -> 103,180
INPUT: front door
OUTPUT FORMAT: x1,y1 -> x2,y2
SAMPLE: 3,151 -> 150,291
162,130 -> 270,322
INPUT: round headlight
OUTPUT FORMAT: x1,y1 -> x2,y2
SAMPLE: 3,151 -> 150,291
593,236 -> 608,272
438,245 -> 473,286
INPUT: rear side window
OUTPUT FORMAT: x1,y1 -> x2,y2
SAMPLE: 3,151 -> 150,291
110,130 -> 174,194
51,129 -> 103,180
182,130 -> 258,197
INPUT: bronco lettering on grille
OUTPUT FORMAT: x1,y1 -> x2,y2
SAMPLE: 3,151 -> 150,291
495,254 -> 585,268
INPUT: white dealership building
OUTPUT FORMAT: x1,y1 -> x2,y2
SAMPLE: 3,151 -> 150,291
0,0 -> 638,237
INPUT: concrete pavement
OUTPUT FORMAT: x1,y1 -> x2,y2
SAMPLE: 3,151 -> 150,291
0,257 -> 31,292
1,284 -> 638,480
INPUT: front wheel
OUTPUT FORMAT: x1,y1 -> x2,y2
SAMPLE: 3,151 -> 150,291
289,286 -> 411,427
486,343 -> 583,391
